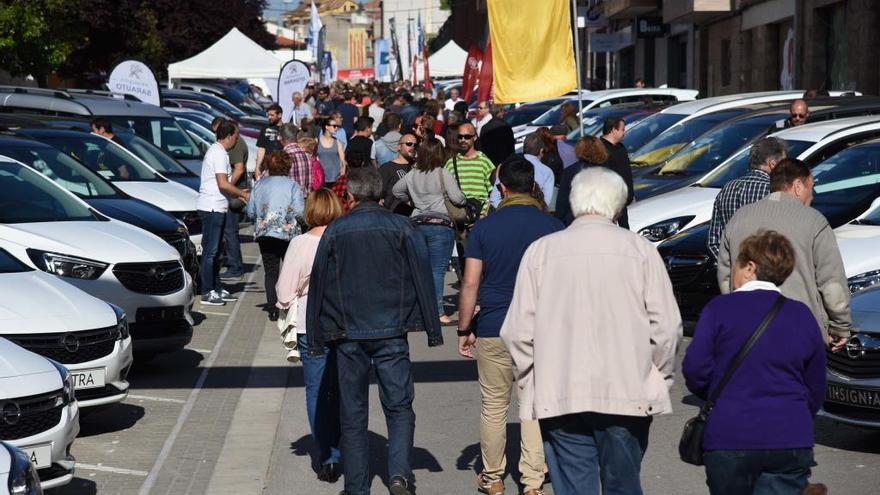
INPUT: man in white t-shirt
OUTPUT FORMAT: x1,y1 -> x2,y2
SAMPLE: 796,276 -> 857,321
197,119 -> 250,306
444,87 -> 463,112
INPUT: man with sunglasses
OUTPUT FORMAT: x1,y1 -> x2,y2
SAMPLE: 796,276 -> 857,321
785,99 -> 810,128
380,133 -> 418,216
445,122 -> 495,217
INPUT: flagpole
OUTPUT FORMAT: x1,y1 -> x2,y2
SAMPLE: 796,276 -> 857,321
571,0 -> 585,138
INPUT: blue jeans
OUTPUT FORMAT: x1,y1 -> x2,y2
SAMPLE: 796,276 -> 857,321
540,412 -> 652,495
223,210 -> 244,275
297,334 -> 341,466
198,210 -> 225,294
704,448 -> 813,495
416,224 -> 454,316
336,337 -> 414,495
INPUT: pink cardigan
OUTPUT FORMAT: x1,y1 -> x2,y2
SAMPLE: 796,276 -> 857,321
276,232 -> 323,333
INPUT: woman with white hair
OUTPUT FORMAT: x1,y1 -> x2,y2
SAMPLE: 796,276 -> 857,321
500,167 -> 683,495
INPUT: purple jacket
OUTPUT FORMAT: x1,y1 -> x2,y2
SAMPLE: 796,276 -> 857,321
682,284 -> 826,450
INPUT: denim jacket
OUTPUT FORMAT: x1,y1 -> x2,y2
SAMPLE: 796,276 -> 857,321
306,202 -> 443,352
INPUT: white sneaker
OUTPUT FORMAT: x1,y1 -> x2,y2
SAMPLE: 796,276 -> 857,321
218,289 -> 238,302
201,290 -> 225,306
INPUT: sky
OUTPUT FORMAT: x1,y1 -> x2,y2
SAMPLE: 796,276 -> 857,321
263,0 -> 301,24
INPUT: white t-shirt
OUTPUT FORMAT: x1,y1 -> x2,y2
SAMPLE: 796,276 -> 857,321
444,97 -> 462,111
196,142 -> 231,213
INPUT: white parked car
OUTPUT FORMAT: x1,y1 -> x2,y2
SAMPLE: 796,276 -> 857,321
0,441 -> 43,495
630,115 -> 880,243
0,156 -> 194,355
0,246 -> 133,408
0,338 -> 79,490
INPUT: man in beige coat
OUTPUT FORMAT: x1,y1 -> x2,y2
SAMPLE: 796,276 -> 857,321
500,167 -> 682,495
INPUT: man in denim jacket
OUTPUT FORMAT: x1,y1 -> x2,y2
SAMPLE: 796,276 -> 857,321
307,167 -> 443,495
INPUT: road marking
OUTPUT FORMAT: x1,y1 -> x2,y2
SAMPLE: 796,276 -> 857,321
199,311 -> 231,316
138,260 -> 260,495
127,394 -> 186,404
188,348 -> 213,354
78,463 -> 148,477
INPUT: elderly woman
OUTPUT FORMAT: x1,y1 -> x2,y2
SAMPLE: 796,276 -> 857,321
500,167 -> 682,495
246,151 -> 305,321
554,136 -> 610,226
683,230 -> 826,495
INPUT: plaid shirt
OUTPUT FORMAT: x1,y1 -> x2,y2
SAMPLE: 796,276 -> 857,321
284,143 -> 312,195
707,169 -> 770,259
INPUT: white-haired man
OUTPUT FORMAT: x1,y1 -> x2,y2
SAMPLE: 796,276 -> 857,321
501,167 -> 682,495
289,91 -> 313,126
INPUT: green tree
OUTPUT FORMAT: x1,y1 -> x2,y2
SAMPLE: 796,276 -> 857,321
0,0 -> 83,86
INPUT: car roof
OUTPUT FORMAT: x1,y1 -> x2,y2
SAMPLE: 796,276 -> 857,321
770,115 -> 880,142
0,86 -> 172,118
661,91 -> 803,116
582,87 -> 698,100
0,133 -> 57,148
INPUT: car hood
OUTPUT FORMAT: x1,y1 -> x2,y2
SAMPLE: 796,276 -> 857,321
656,222 -> 712,256
166,174 -> 201,192
628,186 -> 720,232
836,224 -> 880,277
0,271 -> 116,332
0,220 -> 178,264
633,173 -> 701,201
0,338 -> 59,384
112,180 -> 197,213
85,197 -> 181,234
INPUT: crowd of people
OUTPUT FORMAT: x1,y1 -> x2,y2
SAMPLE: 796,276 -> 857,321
191,80 -> 845,495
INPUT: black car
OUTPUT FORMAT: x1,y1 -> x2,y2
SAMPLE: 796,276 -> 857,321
660,138 -> 880,323
0,135 -> 200,285
162,89 -> 268,129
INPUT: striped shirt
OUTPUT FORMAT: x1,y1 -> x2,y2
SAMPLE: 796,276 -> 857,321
707,169 -> 770,259
444,151 -> 495,212
284,142 -> 313,196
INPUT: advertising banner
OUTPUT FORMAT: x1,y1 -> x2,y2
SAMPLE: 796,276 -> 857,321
108,60 -> 160,106
337,68 -> 375,80
276,60 -> 311,124
375,39 -> 390,82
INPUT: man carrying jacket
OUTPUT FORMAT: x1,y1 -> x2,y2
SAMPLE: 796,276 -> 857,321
307,167 -> 443,495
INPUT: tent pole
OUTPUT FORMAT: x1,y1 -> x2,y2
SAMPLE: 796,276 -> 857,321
571,0 -> 584,138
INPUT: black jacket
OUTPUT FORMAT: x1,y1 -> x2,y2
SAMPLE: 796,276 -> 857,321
477,117 -> 515,166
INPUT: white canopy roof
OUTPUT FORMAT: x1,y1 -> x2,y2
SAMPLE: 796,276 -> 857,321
168,28 -> 283,80
428,41 -> 467,78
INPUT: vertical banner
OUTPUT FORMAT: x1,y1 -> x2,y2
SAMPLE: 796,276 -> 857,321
322,51 -> 335,82
477,39 -> 493,104
462,45 -> 482,102
780,27 -> 795,90
276,60 -> 311,124
316,26 -> 327,82
348,28 -> 368,68
375,39 -> 391,82
108,60 -> 161,106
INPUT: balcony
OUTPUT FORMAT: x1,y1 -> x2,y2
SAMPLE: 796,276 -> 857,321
663,0 -> 732,24
605,0 -> 660,19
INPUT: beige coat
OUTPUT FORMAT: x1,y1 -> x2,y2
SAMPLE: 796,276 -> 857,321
500,216 -> 682,421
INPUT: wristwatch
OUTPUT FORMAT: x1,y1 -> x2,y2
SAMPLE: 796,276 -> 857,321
456,328 -> 472,337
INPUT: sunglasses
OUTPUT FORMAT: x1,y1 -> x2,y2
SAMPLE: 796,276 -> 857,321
401,142 -> 417,147
791,113 -> 807,119
457,134 -> 475,140
327,124 -> 339,128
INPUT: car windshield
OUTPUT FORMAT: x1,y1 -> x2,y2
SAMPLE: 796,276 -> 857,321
0,247 -> 31,273
812,143 -> 880,203
621,113 -> 685,155
631,111 -> 744,166
177,118 -> 216,144
114,132 -> 191,175
33,134 -> 161,182
0,161 -> 97,223
655,120 -> 776,176
567,110 -> 651,140
108,116 -> 202,159
699,139 -> 815,188
531,100 -> 587,126
0,146 -> 118,198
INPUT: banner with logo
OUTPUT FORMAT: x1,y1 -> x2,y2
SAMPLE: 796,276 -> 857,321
462,45 -> 482,103
337,68 -> 375,80
277,60 -> 311,123
477,39 -> 493,104
375,39 -> 391,82
108,60 -> 161,106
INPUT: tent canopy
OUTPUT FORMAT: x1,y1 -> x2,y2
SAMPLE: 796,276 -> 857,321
428,42 -> 467,78
168,28 -> 283,80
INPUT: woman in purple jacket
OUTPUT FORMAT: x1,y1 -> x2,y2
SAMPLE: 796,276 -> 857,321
683,230 -> 826,495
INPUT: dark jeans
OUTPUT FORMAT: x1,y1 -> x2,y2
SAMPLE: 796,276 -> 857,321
256,237 -> 289,307
540,412 -> 652,495
704,448 -> 814,495
297,334 -> 341,466
337,337 -> 415,495
198,210 -> 226,295
415,224 -> 454,316
223,210 -> 244,275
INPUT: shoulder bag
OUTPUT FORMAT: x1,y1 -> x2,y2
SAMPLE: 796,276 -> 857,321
679,294 -> 785,466
438,168 -> 468,225
451,154 -> 483,224
277,275 -> 311,363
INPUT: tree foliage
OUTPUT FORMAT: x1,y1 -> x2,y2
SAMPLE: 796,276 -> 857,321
0,0 -> 83,85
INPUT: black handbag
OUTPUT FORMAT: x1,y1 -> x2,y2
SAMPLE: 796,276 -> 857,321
679,295 -> 785,466
451,154 -> 483,225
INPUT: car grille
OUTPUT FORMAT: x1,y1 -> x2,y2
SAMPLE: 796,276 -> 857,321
664,255 -> 710,287
0,389 -> 64,440
113,261 -> 184,295
172,211 -> 202,236
74,384 -> 124,402
3,326 -> 119,365
827,347 -> 880,378
158,231 -> 189,258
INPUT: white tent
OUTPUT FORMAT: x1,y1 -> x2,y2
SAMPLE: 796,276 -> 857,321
428,41 -> 467,78
168,28 -> 283,80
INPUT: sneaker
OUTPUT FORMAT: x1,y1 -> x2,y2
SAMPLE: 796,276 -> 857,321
389,476 -> 413,495
218,289 -> 238,302
476,473 -> 503,495
219,270 -> 243,281
200,291 -> 225,306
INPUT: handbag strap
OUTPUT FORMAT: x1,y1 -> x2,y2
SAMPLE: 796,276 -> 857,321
452,153 -> 463,188
704,294 -> 785,414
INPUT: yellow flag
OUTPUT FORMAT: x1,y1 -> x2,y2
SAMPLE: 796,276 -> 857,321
487,0 -> 577,104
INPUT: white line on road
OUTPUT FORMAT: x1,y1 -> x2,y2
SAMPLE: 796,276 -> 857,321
198,311 -> 231,316
188,348 -> 213,354
78,463 -> 148,476
127,394 -> 186,404
138,260 -> 260,495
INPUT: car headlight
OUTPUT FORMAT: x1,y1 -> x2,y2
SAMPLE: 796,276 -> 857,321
848,269 -> 880,294
5,443 -> 43,495
638,216 -> 695,242
26,249 -> 108,280
175,219 -> 189,235
107,302 -> 130,340
47,359 -> 74,406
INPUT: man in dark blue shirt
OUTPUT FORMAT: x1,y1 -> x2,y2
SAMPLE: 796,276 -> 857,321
336,91 -> 360,138
457,155 -> 564,495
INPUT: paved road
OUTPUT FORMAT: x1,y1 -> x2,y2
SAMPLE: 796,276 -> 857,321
52,230 -> 880,494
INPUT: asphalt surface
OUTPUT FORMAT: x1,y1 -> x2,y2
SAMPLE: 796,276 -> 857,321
50,229 -> 880,494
